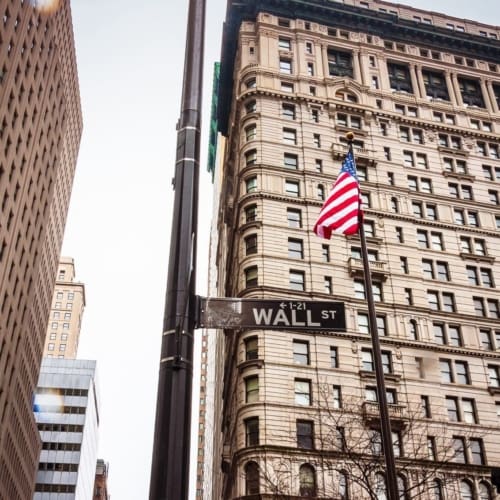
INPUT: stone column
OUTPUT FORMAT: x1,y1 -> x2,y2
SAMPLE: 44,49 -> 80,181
411,64 -> 424,98
486,80 -> 499,113
450,73 -> 463,106
444,72 -> 458,105
352,49 -> 361,83
480,79 -> 492,111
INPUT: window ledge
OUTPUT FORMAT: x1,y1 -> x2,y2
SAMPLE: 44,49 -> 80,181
238,359 -> 264,373
459,252 -> 495,264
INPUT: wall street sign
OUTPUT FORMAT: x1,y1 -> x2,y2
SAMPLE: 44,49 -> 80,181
198,297 -> 345,331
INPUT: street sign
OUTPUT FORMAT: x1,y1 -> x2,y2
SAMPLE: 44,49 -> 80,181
198,297 -> 345,331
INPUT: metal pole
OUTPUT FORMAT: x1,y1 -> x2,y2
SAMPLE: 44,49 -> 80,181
348,136 -> 399,500
149,0 -> 205,498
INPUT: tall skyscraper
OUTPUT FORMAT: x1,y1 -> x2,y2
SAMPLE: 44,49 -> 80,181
206,0 -> 500,498
33,359 -> 100,499
0,1 -> 82,497
43,257 -> 86,360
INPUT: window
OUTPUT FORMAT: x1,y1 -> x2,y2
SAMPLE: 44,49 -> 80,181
245,417 -> 259,446
427,291 -> 455,312
295,379 -> 312,405
245,124 -> 256,141
453,437 -> 466,463
278,37 -> 291,50
245,204 -> 257,223
330,346 -> 338,368
283,153 -> 298,170
421,395 -> 431,417
245,336 -> 258,360
365,220 -> 375,237
245,376 -> 259,403
470,438 -> 485,465
288,238 -> 303,259
245,234 -> 257,255
279,58 -> 292,74
422,70 -> 450,100
354,280 -> 382,301
332,385 -> 342,409
460,237 -> 486,256
245,462 -> 260,495
246,176 -> 257,193
290,270 -> 305,291
283,128 -> 297,144
467,266 -> 494,287
339,472 -> 348,500
285,180 -> 299,197
315,159 -> 323,172
321,245 -> 330,262
293,340 -> 309,365
400,257 -> 409,274
287,208 -> 301,228
409,319 -> 418,340
422,260 -> 449,281
488,365 -> 500,387
297,420 -> 314,449
305,42 -> 313,54
311,108 -> 319,122
317,184 -> 325,200
245,266 -> 258,287
427,436 -> 437,460
459,77 -> 485,107
446,396 -> 459,421
361,349 -> 374,372
281,81 -> 294,93
388,62 -> 413,92
313,134 -> 321,148
246,78 -> 257,89
245,100 -> 256,114
474,297 -> 499,318
324,276 -> 332,294
479,483 -> 492,500
299,464 -> 316,497
328,49 -> 353,77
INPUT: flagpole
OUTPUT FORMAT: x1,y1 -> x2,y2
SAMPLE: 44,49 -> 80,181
347,132 -> 399,500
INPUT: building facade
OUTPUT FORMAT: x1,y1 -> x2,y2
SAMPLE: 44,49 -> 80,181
209,0 -> 500,498
33,359 -> 99,500
93,459 -> 110,500
43,257 -> 86,360
0,0 -> 83,497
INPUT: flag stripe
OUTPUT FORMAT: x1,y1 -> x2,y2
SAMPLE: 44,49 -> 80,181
313,150 -> 362,238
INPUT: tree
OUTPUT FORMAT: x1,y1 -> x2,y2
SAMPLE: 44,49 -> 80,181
249,384 -> 494,499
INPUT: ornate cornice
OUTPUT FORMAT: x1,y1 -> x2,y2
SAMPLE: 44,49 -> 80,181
218,0 -> 500,135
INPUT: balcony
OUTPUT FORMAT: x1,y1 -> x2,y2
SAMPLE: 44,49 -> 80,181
348,257 -> 388,281
362,401 -> 407,428
331,143 -> 377,167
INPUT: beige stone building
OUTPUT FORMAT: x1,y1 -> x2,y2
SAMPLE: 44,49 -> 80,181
0,1 -> 82,497
43,257 -> 85,360
206,0 -> 500,498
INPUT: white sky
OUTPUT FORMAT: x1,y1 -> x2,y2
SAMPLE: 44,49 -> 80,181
63,1 -> 498,498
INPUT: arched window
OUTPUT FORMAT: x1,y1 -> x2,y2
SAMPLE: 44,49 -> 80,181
299,463 -> 316,497
397,474 -> 408,500
460,480 -> 473,500
375,472 -> 387,500
432,479 -> 443,500
339,471 -> 349,499
391,197 -> 399,213
479,482 -> 492,500
245,461 -> 260,495
409,319 -> 418,340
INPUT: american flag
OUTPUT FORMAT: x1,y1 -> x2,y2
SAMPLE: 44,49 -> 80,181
313,150 -> 362,238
